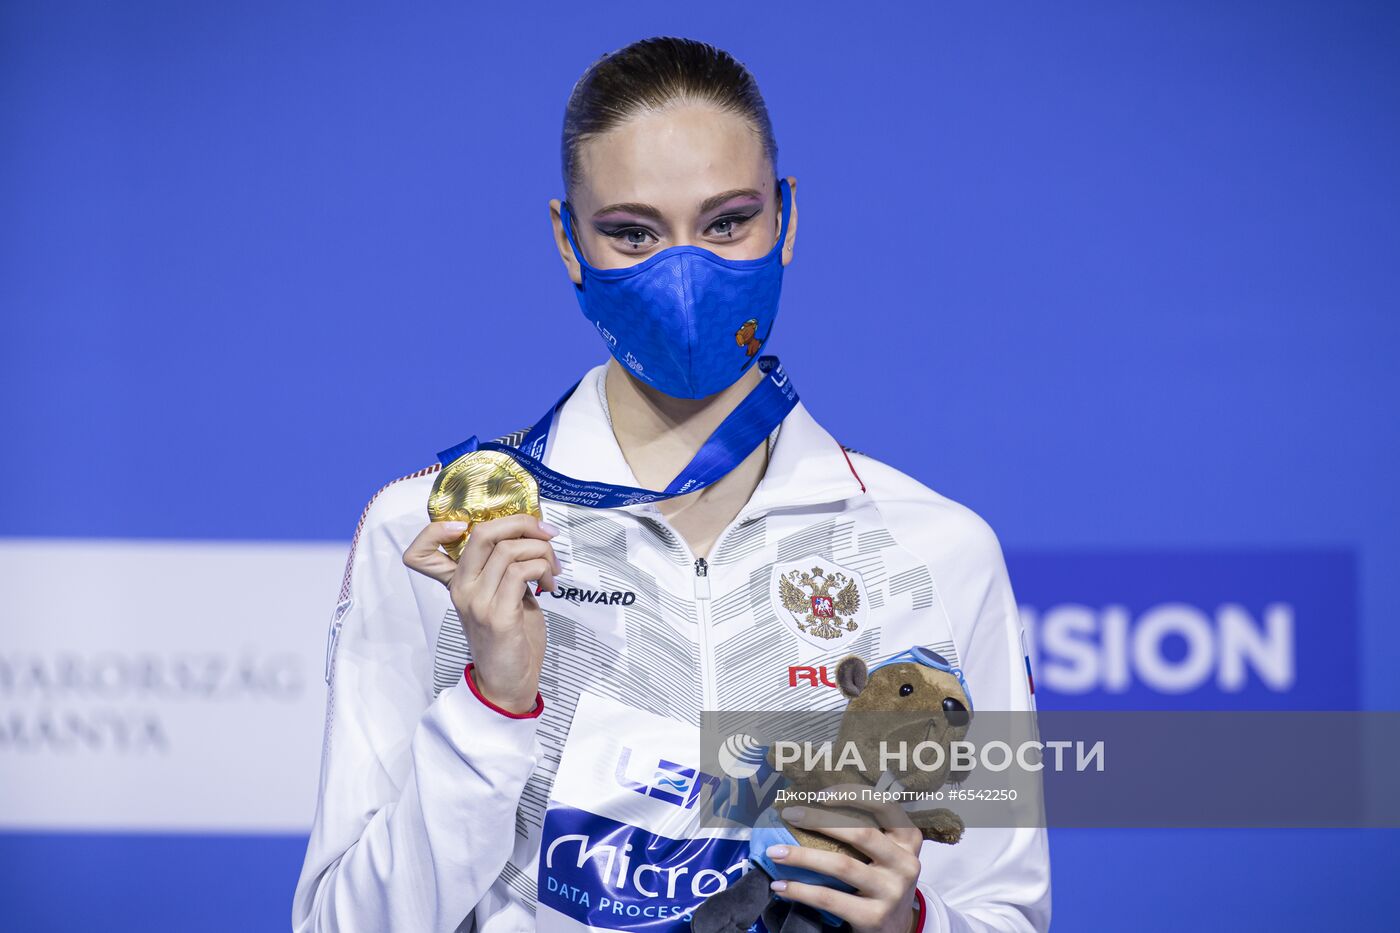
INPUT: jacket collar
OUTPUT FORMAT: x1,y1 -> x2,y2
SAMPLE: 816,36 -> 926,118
540,361 -> 865,519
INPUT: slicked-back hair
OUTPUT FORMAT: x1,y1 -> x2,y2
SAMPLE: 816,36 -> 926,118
561,36 -> 778,198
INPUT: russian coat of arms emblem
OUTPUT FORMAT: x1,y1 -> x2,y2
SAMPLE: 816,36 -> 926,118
775,564 -> 863,643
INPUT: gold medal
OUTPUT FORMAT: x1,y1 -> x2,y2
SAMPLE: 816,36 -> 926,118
426,449 -> 543,560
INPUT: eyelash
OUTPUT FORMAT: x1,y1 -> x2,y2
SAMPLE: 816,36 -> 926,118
601,211 -> 760,250
707,211 -> 759,238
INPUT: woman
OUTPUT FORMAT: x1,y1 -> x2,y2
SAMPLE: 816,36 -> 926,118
294,36 -> 1049,933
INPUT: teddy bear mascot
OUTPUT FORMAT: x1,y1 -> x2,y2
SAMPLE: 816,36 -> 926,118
692,647 -> 974,933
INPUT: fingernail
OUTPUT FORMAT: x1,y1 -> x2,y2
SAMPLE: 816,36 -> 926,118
445,521 -> 468,532
539,520 -> 560,536
782,807 -> 806,822
553,556 -> 563,573
770,880 -> 788,892
766,845 -> 789,859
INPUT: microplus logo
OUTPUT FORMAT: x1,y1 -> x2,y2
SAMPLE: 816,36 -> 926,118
1006,550 -> 1357,710
539,807 -> 749,932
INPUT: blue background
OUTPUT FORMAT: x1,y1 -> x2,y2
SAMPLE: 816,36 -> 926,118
3,1 -> 1397,930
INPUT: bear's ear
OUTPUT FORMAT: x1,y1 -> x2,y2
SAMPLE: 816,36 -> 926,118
836,656 -> 868,699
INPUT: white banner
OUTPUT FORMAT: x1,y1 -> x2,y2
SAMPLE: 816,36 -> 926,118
0,537 -> 345,833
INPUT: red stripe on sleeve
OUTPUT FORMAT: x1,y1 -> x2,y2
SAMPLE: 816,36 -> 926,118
464,663 -> 544,719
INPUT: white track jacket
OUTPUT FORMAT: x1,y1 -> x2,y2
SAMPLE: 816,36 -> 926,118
293,361 -> 1051,933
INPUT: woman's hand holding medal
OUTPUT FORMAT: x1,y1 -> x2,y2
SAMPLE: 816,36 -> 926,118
402,450 -> 558,715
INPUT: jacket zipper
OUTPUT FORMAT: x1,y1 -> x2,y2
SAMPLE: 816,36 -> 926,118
693,556 -> 715,710
638,506 -> 767,712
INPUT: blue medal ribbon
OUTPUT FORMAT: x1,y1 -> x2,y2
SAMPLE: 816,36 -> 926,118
436,356 -> 799,509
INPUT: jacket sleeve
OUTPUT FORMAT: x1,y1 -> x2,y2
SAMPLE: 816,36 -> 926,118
292,480 -> 544,933
888,497 -> 1052,933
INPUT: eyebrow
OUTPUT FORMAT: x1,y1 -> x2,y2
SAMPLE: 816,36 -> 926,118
591,188 -> 765,222
698,187 -> 764,215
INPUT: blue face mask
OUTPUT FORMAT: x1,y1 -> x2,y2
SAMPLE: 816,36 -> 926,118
559,177 -> 793,400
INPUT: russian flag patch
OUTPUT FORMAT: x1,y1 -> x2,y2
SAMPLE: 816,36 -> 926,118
1019,627 -> 1037,699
